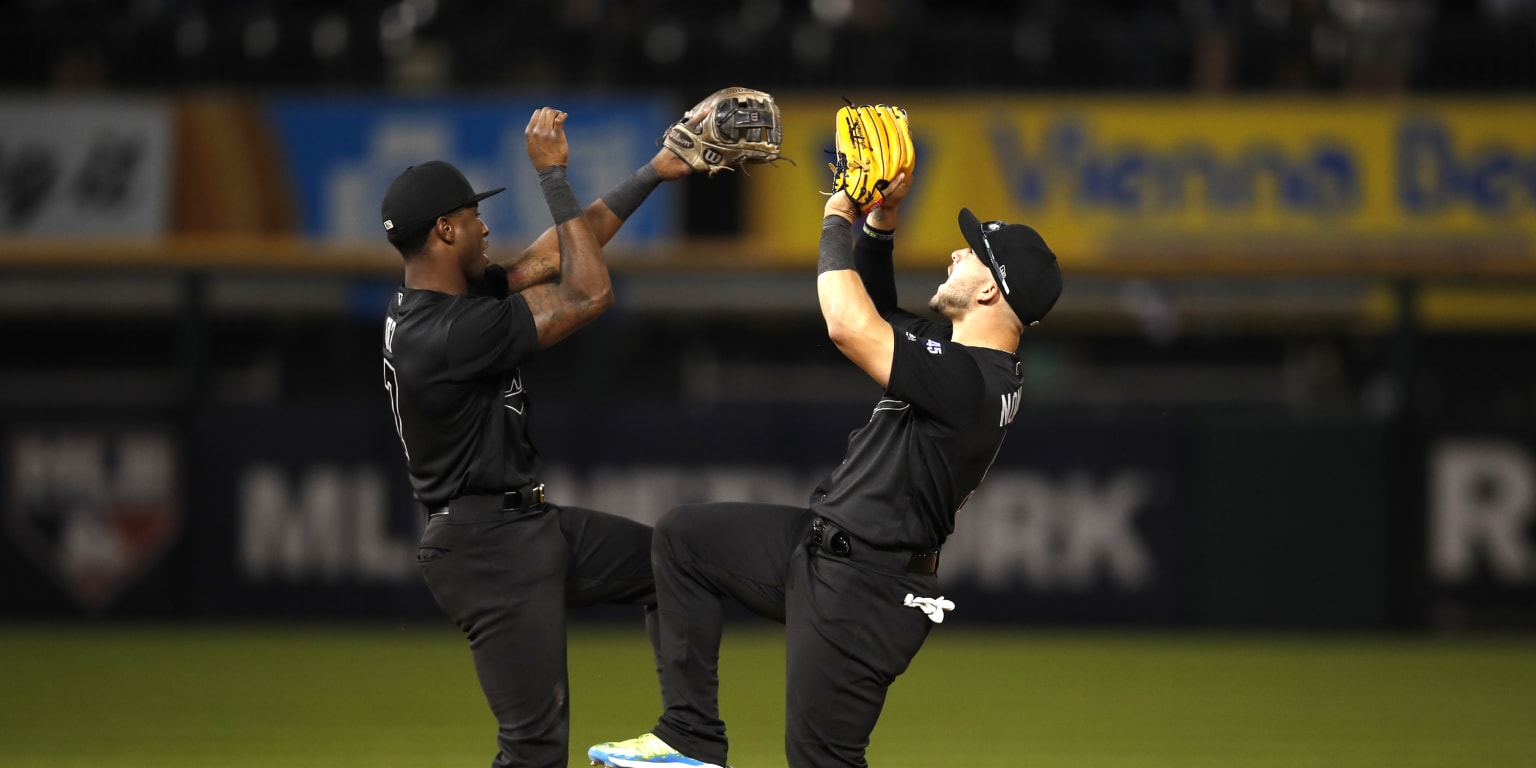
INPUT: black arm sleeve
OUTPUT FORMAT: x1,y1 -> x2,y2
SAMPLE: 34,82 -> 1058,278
854,229 -> 898,313
818,216 -> 855,274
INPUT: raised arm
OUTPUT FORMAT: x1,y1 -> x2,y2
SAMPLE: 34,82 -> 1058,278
515,108 -> 613,350
818,192 -> 896,387
854,179 -> 906,314
491,127 -> 699,294
816,173 -> 912,387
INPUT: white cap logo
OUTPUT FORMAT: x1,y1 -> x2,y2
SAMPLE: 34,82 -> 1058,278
384,219 -> 395,231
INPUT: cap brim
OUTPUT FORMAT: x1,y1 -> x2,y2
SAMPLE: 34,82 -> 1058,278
958,207 -> 986,261
467,187 -> 506,206
959,207 -> 1008,292
423,187 -> 504,230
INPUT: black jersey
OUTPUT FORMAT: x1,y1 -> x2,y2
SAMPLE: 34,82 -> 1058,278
382,287 -> 540,507
810,230 -> 1026,551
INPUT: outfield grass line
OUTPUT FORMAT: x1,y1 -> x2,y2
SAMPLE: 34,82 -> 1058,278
1,623 -> 1533,768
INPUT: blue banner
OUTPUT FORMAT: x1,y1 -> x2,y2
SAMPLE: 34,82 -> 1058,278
267,95 -> 678,245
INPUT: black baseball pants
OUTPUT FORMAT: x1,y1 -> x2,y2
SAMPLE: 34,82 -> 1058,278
647,502 -> 938,768
417,503 -> 658,768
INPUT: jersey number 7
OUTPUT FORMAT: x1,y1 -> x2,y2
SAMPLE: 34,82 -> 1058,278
382,359 -> 410,461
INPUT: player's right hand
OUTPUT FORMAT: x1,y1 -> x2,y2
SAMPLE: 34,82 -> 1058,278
525,107 -> 570,170
877,171 -> 912,211
866,171 -> 910,231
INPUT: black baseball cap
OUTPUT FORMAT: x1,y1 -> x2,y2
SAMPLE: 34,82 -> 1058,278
380,160 -> 504,237
958,207 -> 1062,326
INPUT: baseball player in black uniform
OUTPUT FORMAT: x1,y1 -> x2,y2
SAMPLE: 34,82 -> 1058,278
380,107 -> 700,768
587,167 -> 1063,768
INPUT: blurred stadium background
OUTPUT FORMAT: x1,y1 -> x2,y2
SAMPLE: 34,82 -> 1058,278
2,0 -> 1535,766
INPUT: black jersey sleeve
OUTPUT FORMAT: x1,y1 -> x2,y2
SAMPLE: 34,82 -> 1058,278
442,294 -> 539,380
854,228 -> 898,312
886,327 -> 985,430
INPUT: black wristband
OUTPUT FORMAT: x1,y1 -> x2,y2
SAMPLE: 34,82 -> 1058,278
862,222 -> 895,241
817,216 -> 855,275
602,163 -> 662,222
538,165 -> 582,225
482,263 -> 509,299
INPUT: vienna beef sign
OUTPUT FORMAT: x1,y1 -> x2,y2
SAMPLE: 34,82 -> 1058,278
749,98 -> 1536,274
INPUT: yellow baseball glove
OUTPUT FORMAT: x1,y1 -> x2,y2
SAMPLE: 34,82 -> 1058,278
829,103 -> 913,213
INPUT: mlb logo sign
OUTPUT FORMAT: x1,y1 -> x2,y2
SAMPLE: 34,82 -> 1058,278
5,428 -> 181,612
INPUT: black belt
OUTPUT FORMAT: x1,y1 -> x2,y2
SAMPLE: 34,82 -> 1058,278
810,516 -> 940,575
426,483 -> 546,521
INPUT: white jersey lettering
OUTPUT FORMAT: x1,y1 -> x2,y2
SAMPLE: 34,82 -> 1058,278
999,387 -> 1022,427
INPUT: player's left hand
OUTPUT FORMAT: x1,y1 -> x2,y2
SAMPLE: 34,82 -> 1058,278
651,145 -> 695,181
652,105 -> 715,180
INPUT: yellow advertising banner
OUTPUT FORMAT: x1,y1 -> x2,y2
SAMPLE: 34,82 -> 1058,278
747,97 -> 1536,275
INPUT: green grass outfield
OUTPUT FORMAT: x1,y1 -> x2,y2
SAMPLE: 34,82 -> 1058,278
2,623 -> 1533,768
